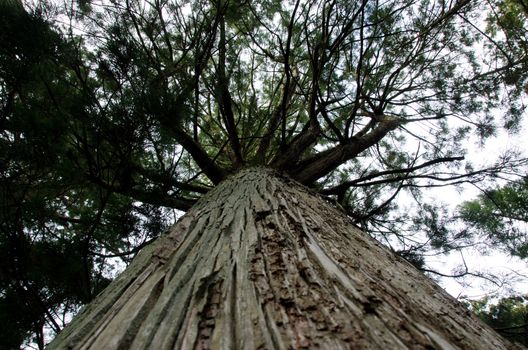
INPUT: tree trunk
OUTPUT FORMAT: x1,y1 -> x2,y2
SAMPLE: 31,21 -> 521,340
48,167 -> 520,349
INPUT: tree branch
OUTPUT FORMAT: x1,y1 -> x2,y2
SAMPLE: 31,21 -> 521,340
321,156 -> 465,195
217,9 -> 243,165
172,127 -> 227,184
291,116 -> 401,184
90,237 -> 157,258
87,174 -> 197,211
132,166 -> 211,194
271,119 -> 321,170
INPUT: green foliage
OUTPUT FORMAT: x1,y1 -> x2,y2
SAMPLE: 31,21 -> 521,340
467,296 -> 528,347
0,2 -> 172,347
459,178 -> 528,259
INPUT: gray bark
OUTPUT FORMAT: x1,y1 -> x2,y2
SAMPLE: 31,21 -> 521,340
48,167 -> 521,349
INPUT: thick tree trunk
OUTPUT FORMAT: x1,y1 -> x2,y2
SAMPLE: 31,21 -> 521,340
48,167 -> 520,349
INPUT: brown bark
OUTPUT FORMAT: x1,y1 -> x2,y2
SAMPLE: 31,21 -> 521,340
48,167 -> 521,349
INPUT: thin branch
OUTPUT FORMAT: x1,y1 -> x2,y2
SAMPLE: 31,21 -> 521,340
321,156 -> 464,195
90,237 -> 157,258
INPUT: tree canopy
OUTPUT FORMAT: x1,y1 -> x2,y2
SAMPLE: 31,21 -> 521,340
1,0 -> 528,347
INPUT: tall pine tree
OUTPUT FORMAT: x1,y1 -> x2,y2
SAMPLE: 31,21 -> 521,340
1,0 -> 527,348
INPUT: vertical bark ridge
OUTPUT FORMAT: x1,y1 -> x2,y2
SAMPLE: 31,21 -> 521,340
48,167 -> 521,350
116,275 -> 165,350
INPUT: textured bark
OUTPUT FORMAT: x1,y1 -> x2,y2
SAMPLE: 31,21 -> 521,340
48,167 -> 520,349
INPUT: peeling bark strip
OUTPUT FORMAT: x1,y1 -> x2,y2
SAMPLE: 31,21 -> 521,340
49,168 -> 520,349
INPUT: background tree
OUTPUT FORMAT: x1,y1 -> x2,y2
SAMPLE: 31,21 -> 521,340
467,295 -> 528,347
1,0 -> 528,348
